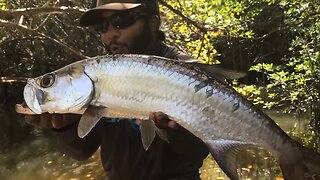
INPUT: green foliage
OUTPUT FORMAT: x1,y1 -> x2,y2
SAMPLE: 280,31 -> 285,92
161,0 -> 251,64
1,0 -> 319,146
0,0 -> 103,145
230,0 -> 320,141
288,124 -> 320,151
0,0 -> 6,10
0,1 -> 105,80
161,0 -> 320,142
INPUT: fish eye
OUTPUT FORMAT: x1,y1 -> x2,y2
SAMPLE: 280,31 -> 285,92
40,74 -> 55,88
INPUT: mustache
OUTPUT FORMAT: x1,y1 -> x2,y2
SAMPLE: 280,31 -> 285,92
106,40 -> 126,47
104,41 -> 128,52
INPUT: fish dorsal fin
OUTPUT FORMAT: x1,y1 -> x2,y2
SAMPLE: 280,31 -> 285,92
140,119 -> 156,150
140,120 -> 170,151
77,105 -> 107,138
206,140 -> 256,180
188,61 -> 246,80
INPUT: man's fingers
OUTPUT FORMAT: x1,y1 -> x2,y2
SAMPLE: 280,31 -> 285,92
39,113 -> 54,128
52,114 -> 80,129
155,111 -> 168,121
149,112 -> 164,126
24,115 -> 41,127
62,114 -> 81,127
148,112 -> 156,121
149,111 -> 178,129
168,120 -> 178,129
51,114 -> 64,129
24,113 -> 80,129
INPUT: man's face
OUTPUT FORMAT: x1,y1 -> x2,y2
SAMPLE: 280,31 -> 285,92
98,10 -> 153,54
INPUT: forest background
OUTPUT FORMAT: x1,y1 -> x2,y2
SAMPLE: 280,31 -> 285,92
0,0 -> 319,170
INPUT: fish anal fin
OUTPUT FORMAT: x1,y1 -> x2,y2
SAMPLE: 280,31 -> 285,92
140,119 -> 171,151
155,128 -> 169,143
206,140 -> 256,180
77,105 -> 107,138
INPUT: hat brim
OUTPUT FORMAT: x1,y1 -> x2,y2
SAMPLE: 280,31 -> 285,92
80,3 -> 141,26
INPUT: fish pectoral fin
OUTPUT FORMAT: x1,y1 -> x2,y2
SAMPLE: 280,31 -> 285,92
77,105 -> 107,138
140,119 -> 156,151
206,140 -> 256,180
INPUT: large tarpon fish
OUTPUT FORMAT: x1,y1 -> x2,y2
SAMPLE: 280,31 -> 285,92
20,54 -> 320,179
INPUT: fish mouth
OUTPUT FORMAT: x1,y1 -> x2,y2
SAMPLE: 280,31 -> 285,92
23,82 -> 43,114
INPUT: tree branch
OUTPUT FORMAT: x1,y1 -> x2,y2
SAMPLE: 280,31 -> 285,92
34,14 -> 52,31
0,6 -> 86,20
0,77 -> 28,83
0,36 -> 46,48
251,26 -> 290,41
0,20 -> 34,33
158,0 -> 208,33
0,20 -> 88,59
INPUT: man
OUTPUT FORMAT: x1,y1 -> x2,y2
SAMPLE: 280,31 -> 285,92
25,0 -> 209,179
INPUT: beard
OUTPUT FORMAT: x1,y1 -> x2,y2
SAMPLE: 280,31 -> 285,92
129,27 -> 154,54
105,26 -> 154,55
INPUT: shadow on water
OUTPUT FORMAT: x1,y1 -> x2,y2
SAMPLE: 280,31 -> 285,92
0,83 -> 312,179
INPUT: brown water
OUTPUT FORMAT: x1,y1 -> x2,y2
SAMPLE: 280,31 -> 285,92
0,111 -> 309,180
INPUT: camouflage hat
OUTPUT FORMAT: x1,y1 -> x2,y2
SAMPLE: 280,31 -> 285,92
80,0 -> 159,26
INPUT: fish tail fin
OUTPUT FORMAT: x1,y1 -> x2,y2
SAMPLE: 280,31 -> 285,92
279,143 -> 320,179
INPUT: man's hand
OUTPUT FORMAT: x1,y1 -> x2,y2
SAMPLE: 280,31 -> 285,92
24,113 -> 81,129
148,111 -> 178,129
24,111 -> 176,130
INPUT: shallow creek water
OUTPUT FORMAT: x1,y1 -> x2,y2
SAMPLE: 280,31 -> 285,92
0,111 -> 309,180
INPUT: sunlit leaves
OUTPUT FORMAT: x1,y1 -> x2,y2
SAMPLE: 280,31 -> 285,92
161,0 -> 253,63
0,0 -> 6,10
158,0 -> 317,141
229,0 -> 320,132
1,0 -> 319,145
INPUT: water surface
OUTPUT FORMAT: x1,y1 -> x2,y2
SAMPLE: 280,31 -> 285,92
0,111 -> 309,180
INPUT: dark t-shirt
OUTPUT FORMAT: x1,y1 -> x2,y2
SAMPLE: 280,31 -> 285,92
53,42 -> 209,180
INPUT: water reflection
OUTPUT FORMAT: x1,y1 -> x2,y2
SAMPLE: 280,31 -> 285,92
0,111 -> 308,179
0,134 -> 105,180
200,149 -> 282,180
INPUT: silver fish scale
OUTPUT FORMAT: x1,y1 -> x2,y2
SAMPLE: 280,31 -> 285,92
82,55 -> 289,151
